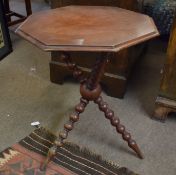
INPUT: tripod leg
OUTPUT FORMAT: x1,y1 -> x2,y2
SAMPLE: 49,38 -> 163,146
40,97 -> 89,170
94,96 -> 144,159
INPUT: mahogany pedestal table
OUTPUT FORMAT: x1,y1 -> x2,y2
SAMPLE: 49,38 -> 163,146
16,6 -> 159,170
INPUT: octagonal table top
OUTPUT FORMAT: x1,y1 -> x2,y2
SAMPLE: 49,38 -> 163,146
16,6 -> 159,52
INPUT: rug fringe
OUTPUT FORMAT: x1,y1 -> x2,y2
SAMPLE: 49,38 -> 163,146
35,127 -> 121,170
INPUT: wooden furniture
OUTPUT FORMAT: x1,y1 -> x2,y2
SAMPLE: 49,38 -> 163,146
154,15 -> 176,121
0,0 -> 12,60
3,0 -> 32,26
16,6 -> 159,170
49,0 -> 144,98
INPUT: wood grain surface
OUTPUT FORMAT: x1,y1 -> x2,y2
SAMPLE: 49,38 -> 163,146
16,6 -> 158,52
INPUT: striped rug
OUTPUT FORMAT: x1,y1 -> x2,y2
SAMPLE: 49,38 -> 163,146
0,127 -> 139,175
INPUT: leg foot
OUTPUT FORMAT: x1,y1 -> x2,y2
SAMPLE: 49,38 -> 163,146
153,96 -> 176,121
40,145 -> 57,171
95,96 -> 143,159
153,105 -> 170,121
128,140 -> 144,159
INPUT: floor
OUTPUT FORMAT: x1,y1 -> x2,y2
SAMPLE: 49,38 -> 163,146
0,1 -> 176,175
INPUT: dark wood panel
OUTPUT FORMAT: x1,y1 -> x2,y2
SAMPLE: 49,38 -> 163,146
154,15 -> 176,121
50,0 -> 139,11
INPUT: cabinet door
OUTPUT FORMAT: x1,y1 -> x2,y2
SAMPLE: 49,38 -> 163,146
159,15 -> 176,100
0,1 -> 12,60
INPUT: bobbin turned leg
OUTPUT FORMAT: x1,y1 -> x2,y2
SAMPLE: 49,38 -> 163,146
41,52 -> 143,171
79,55 -> 143,159
40,97 -> 89,170
94,96 -> 144,159
41,53 -> 87,170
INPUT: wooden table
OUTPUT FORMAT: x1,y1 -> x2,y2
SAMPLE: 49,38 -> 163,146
16,6 -> 159,170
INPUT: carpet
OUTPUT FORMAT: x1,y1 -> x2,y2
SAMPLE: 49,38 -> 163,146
0,127 -> 138,175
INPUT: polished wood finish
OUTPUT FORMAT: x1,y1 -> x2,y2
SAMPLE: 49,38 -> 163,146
49,0 -> 143,98
154,15 -> 176,121
3,0 -> 32,26
16,6 -> 158,52
16,6 -> 158,170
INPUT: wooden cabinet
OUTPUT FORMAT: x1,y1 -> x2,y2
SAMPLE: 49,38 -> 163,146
154,15 -> 176,120
49,0 -> 144,98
